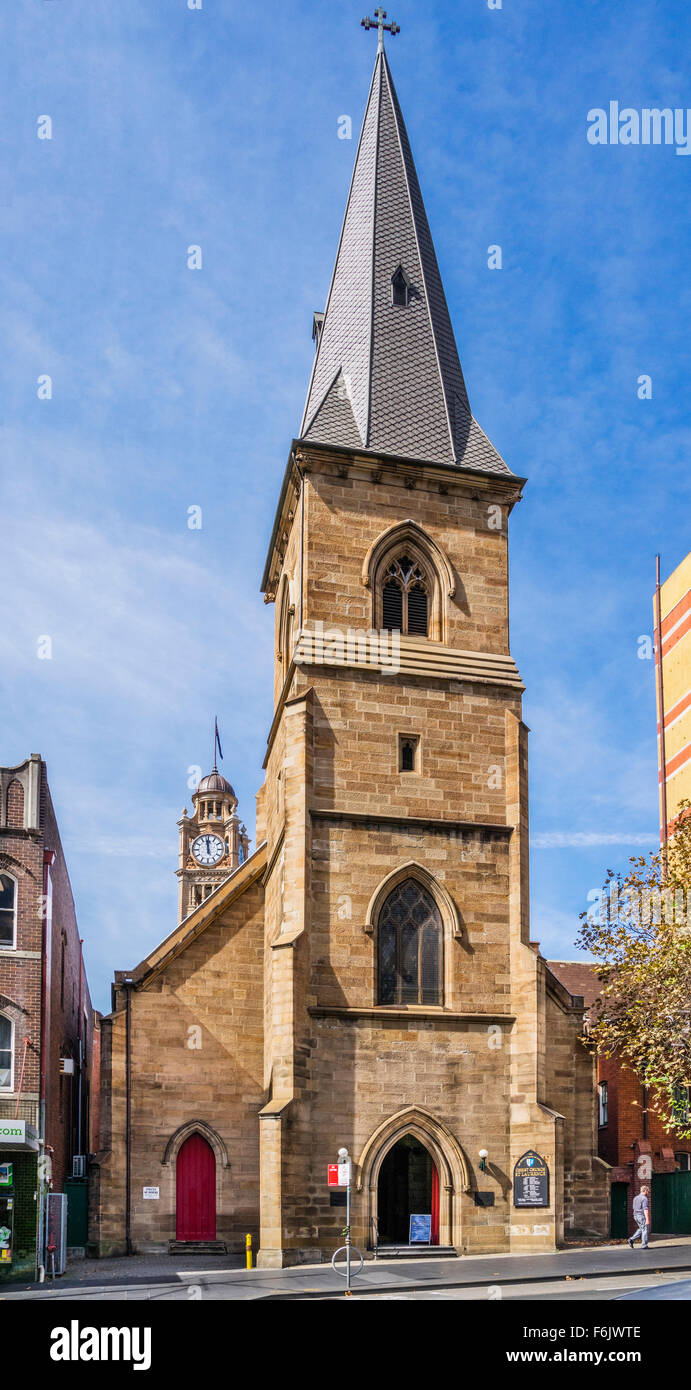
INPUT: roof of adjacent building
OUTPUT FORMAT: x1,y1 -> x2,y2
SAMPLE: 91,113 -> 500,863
299,48 -> 512,477
546,960 -> 601,1010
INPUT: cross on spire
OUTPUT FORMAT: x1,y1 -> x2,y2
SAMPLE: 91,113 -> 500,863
361,8 -> 400,53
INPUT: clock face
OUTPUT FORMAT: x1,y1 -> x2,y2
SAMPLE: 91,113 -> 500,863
191,833 -> 225,867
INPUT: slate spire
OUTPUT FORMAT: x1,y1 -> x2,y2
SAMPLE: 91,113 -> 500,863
299,50 -> 511,476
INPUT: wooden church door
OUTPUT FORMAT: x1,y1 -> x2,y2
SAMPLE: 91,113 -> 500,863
176,1133 -> 216,1241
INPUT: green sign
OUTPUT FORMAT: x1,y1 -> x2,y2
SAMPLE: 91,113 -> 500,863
0,1163 -> 13,1187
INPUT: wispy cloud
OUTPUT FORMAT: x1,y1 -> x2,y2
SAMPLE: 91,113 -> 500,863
533,831 -> 657,849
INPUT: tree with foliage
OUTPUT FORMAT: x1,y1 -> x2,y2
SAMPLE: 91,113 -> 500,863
578,800 -> 691,1138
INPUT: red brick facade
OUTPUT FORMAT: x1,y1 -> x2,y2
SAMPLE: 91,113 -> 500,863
0,756 -> 97,1276
548,960 -> 691,1228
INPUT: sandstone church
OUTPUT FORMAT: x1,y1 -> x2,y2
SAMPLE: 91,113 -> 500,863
90,29 -> 608,1265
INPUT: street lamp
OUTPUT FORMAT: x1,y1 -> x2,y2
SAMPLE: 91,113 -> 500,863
479,1148 -> 488,1173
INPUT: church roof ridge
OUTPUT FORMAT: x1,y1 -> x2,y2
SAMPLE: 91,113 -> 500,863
128,840 -> 268,988
299,48 -> 512,477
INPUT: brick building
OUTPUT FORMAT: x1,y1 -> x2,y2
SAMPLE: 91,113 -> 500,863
548,960 -> 691,1234
91,38 -> 608,1264
0,755 -> 96,1280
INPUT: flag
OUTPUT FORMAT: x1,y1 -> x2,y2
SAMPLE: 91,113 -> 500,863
214,717 -> 223,762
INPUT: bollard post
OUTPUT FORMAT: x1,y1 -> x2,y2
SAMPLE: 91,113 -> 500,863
245,1232 -> 253,1269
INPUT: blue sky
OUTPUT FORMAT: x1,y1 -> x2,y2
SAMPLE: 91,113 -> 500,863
2,0 -> 690,1011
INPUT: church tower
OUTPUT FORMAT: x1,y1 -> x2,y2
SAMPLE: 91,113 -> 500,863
177,761 -> 250,922
91,16 -> 608,1267
255,25 -> 607,1265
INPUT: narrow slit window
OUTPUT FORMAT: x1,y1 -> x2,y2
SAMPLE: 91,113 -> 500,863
399,735 -> 420,773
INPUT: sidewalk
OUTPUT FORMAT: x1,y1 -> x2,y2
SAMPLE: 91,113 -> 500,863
4,1235 -> 691,1300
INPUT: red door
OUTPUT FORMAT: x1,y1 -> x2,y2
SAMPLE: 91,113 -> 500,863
176,1134 -> 216,1241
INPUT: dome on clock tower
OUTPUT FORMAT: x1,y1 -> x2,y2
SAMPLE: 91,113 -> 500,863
197,769 -> 236,797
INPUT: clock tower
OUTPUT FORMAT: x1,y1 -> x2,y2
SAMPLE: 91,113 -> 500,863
177,769 -> 250,922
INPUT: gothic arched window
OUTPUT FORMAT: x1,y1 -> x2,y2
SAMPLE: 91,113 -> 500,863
381,555 -> 429,636
0,874 -> 17,949
378,878 -> 442,1006
0,1015 -> 13,1090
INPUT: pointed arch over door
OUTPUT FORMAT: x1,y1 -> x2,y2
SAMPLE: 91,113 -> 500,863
377,1133 -> 440,1245
357,1105 -> 471,1250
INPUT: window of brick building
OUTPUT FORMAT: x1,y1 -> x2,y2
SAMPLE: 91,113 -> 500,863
0,875 -> 17,949
598,1081 -> 608,1127
675,1152 -> 691,1171
378,878 -> 442,1006
672,1085 -> 691,1126
0,1016 -> 13,1090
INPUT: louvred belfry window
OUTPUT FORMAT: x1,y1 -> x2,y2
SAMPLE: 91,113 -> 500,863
381,555 -> 429,636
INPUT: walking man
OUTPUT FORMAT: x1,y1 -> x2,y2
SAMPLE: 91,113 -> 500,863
628,1184 -> 651,1249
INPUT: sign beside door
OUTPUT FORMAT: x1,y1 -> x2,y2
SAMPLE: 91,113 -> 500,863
513,1150 -> 549,1207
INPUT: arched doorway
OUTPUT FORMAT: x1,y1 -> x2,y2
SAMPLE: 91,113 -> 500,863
377,1134 -> 440,1246
176,1132 -> 216,1241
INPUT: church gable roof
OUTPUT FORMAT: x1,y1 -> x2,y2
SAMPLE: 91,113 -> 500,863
300,50 -> 512,477
129,841 -> 267,988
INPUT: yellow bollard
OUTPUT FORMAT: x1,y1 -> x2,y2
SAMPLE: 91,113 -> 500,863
246,1233 -> 253,1269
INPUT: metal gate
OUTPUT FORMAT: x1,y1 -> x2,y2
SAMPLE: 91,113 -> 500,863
45,1192 -> 67,1275
651,1171 -> 691,1235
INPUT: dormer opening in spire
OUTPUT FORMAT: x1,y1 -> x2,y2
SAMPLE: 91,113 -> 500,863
391,264 -> 410,308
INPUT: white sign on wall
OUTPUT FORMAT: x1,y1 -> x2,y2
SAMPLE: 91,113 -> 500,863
142,1187 -> 160,1200
0,1121 -> 39,1151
